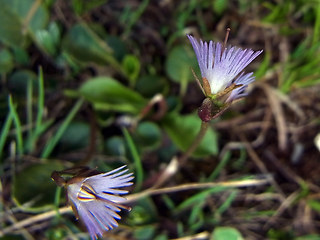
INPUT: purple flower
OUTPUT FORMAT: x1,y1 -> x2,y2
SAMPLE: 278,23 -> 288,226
187,35 -> 262,102
66,165 -> 134,239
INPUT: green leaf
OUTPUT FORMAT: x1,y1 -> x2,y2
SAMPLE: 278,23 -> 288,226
35,21 -> 61,56
296,235 -> 320,240
105,35 -> 127,61
212,0 -> 228,15
45,227 -> 69,240
62,23 -> 116,66
78,76 -> 147,114
135,121 -> 162,150
7,0 -> 49,33
0,0 -> 49,47
58,121 -> 90,152
0,3 -> 24,47
211,227 -> 244,240
104,136 -> 126,156
0,49 -> 14,74
13,161 -> 63,206
267,229 -> 294,240
161,112 -> 218,158
122,54 -> 141,86
135,75 -> 168,98
165,45 -> 199,83
71,0 -> 107,15
154,235 -> 169,240
8,70 -> 37,95
127,198 -> 158,225
134,225 -> 156,240
12,46 -> 30,65
307,200 -> 320,213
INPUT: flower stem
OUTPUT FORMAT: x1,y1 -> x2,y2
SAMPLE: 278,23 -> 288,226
179,121 -> 209,164
151,121 -> 209,189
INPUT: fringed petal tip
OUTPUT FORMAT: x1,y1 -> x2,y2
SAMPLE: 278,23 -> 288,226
86,166 -> 134,195
226,72 -> 256,103
187,34 -> 262,97
67,165 -> 134,240
79,200 -> 123,240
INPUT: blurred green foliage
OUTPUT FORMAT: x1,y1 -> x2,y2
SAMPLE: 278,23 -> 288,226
1,0 -> 320,239
211,227 -> 244,240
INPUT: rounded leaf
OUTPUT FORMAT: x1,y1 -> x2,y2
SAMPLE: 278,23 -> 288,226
104,136 -> 126,156
212,0 -> 228,15
0,49 -> 14,74
122,54 -> 141,83
0,0 -> 49,47
57,121 -> 90,152
165,45 -> 199,83
62,24 -> 111,64
106,35 -> 127,61
136,121 -> 162,150
161,112 -> 218,158
8,70 -> 37,95
135,75 -> 168,98
211,227 -> 244,240
13,161 -> 64,206
79,76 -> 147,114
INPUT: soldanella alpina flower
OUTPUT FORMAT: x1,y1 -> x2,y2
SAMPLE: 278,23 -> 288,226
187,32 -> 263,122
51,165 -> 134,240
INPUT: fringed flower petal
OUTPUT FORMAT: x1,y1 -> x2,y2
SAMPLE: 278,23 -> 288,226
187,35 -> 262,99
226,72 -> 255,102
67,165 -> 134,240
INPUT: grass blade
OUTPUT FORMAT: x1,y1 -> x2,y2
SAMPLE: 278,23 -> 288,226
122,127 -> 143,190
8,96 -> 23,156
0,111 -> 13,160
41,98 -> 84,159
25,77 -> 33,152
208,151 -> 231,181
313,2 -> 320,45
36,67 -> 44,133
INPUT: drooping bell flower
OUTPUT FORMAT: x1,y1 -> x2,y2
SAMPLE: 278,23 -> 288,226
187,31 -> 263,121
52,165 -> 134,239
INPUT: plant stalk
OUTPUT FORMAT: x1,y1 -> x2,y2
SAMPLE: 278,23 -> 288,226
179,121 -> 209,165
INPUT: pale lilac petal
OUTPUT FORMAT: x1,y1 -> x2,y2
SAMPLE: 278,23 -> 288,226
226,72 -> 255,102
78,200 -> 120,239
87,177 -> 134,195
85,166 -> 134,194
67,165 -> 134,240
189,35 -> 206,77
187,34 -> 262,96
99,193 -> 128,203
